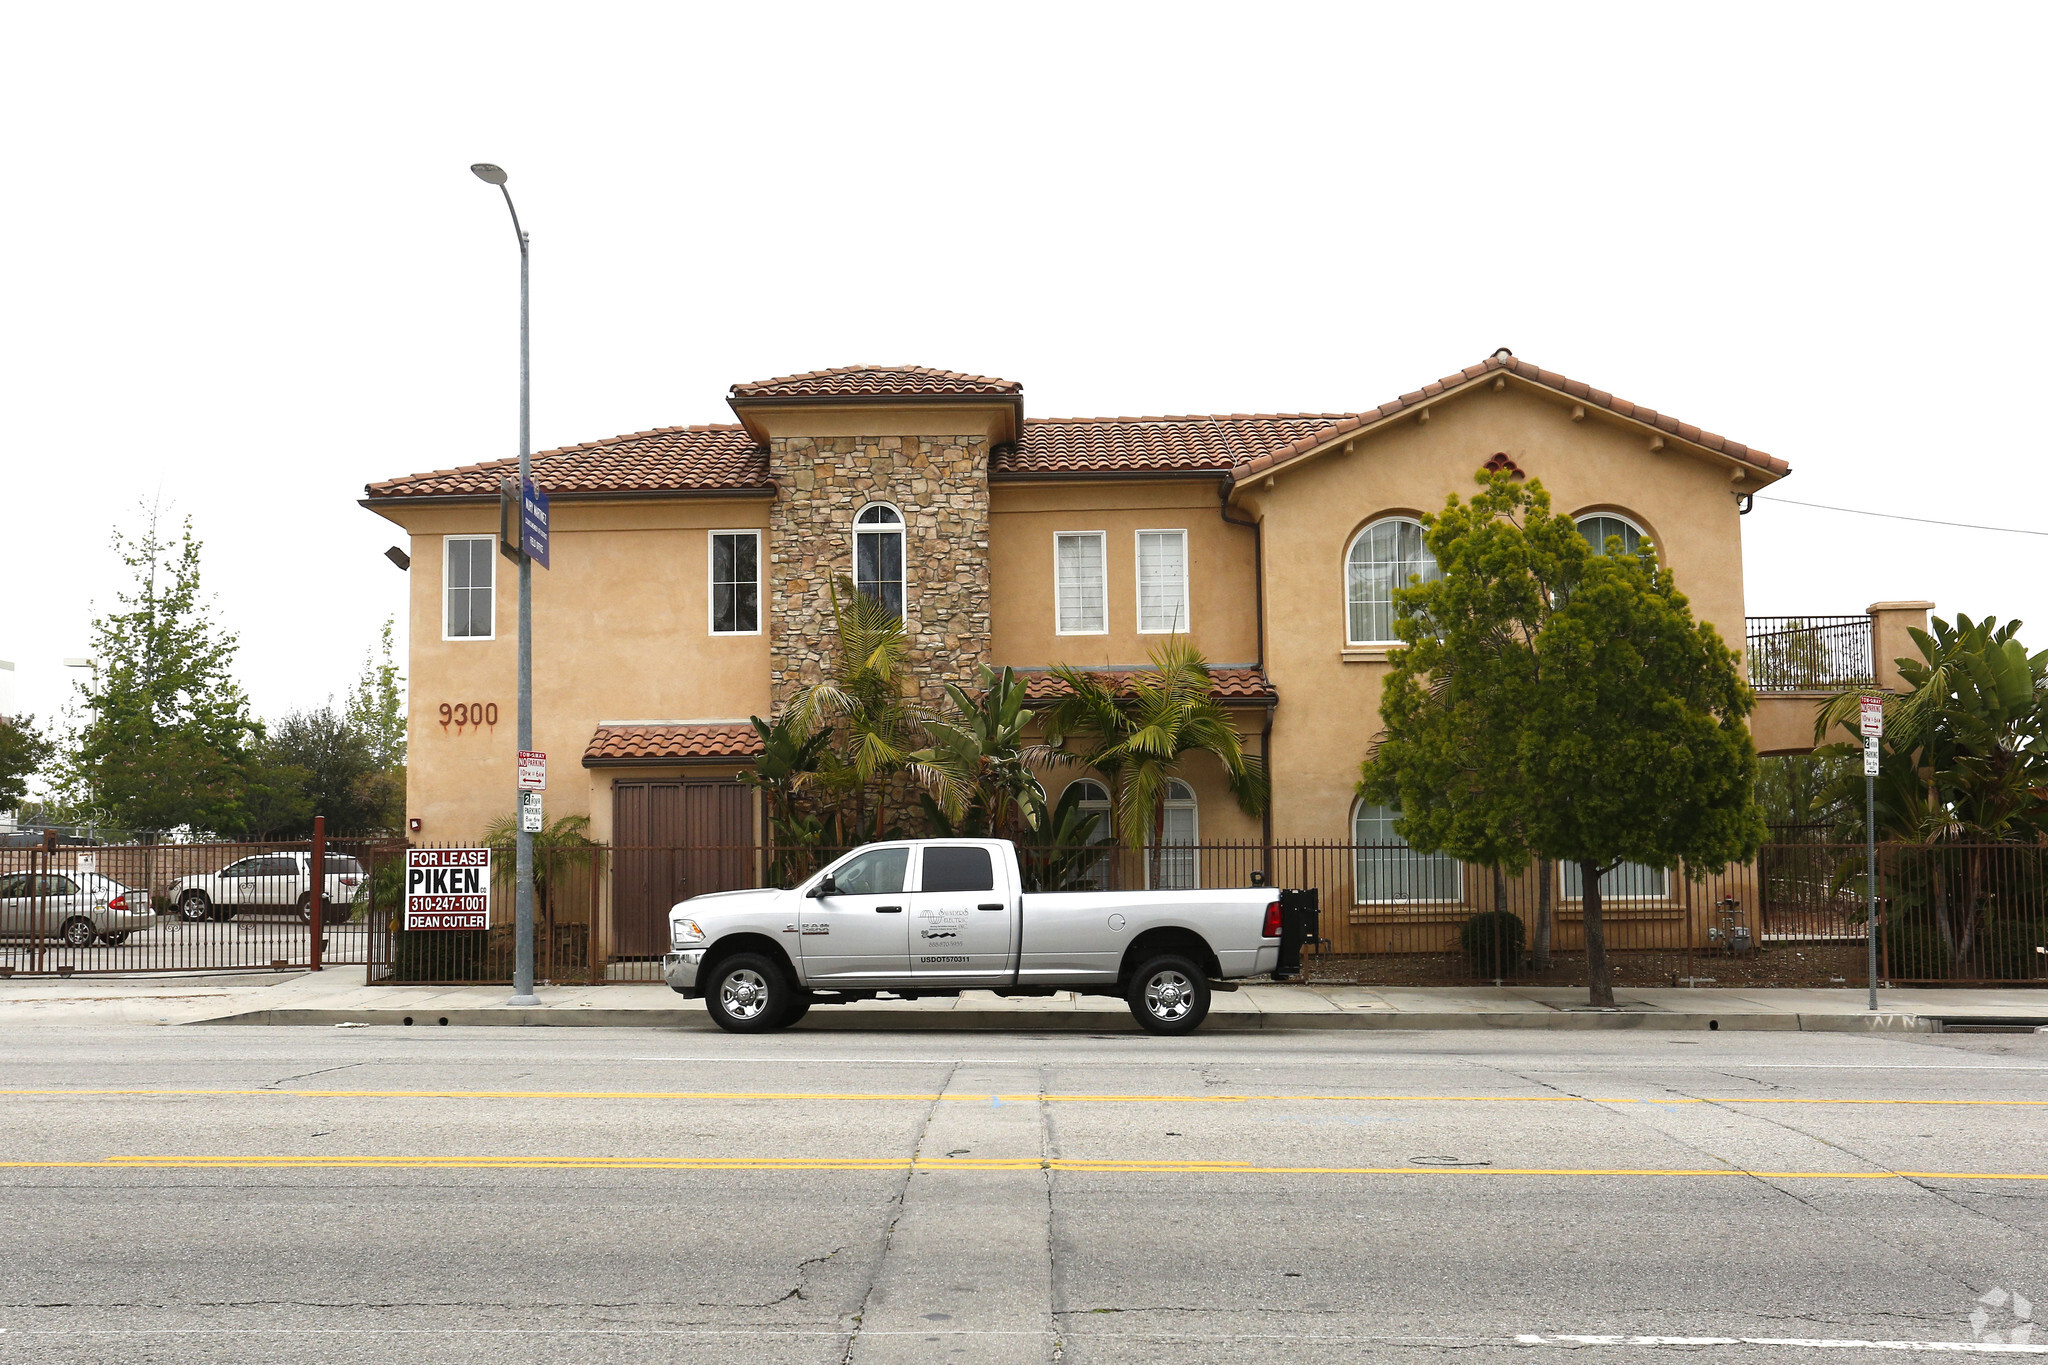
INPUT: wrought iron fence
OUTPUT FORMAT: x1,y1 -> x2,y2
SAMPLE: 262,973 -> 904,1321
0,833 -> 396,976
357,839 -> 2033,990
1745,615 -> 1875,691
15,831 -> 2032,988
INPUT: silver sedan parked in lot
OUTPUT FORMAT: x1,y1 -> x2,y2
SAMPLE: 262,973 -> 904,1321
0,871 -> 157,946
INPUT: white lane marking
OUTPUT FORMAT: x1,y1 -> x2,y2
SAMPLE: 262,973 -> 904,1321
1517,1334 -> 2047,1352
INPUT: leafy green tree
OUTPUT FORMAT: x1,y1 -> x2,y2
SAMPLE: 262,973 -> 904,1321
1360,472 -> 1766,1007
57,504 -> 262,833
348,615 -> 406,762
0,715 -> 55,812
1755,752 -> 1860,834
1040,638 -> 1268,879
259,706 -> 387,834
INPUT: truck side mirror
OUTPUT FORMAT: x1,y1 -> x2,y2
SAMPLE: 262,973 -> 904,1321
812,875 -> 837,899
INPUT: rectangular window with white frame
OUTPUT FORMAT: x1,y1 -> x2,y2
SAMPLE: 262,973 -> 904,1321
444,535 -> 495,640
708,530 -> 761,635
1136,529 -> 1189,634
1054,531 -> 1107,634
1560,861 -> 1672,901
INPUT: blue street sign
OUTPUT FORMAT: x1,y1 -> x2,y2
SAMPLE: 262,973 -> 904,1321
521,478 -> 550,569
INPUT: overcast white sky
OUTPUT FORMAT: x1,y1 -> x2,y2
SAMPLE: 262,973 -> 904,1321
3,2 -> 2043,730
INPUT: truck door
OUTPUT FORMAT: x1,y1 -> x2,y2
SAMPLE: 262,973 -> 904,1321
908,844 -> 1014,984
799,845 -> 912,984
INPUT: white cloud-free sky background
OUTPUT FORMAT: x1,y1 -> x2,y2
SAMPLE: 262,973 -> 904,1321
2,2 -> 2042,728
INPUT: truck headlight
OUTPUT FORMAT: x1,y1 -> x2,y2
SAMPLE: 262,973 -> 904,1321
670,918 -> 705,948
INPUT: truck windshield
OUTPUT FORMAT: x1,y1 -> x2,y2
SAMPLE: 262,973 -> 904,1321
829,847 -> 908,896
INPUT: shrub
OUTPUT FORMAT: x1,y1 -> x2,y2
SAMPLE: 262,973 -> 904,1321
1460,910 -> 1526,978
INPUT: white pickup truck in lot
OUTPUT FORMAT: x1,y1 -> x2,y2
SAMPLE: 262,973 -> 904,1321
664,838 -> 1316,1035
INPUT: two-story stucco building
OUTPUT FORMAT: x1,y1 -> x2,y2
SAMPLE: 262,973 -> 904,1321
364,352 -> 1924,954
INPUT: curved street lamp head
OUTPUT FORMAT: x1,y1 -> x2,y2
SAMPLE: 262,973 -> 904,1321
470,163 -> 509,185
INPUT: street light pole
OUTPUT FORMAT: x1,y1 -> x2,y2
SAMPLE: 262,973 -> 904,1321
472,162 -> 539,1007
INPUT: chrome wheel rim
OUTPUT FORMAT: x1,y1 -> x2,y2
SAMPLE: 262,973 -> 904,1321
1144,969 -> 1194,1022
721,968 -> 771,1022
62,920 -> 95,948
179,895 -> 208,921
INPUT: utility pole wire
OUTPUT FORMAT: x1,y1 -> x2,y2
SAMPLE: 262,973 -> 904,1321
1754,494 -> 2048,538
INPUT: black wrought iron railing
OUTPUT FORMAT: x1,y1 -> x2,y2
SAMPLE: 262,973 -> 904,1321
1745,615 -> 1875,691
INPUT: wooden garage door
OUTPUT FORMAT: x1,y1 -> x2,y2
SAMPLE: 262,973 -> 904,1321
611,782 -> 754,957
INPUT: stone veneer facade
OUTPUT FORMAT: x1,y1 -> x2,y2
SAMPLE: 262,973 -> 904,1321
766,433 -> 992,709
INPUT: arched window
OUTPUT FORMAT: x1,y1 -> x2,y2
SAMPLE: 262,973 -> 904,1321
854,503 -> 905,619
1576,513 -> 1647,558
1352,801 -> 1463,905
1149,778 -> 1200,890
1346,518 -> 1438,646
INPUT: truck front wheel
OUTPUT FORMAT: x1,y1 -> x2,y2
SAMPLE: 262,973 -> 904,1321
703,953 -> 797,1034
1126,955 -> 1210,1035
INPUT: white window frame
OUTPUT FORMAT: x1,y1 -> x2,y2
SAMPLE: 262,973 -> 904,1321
1574,511 -> 1650,558
1344,517 -> 1437,648
706,529 -> 763,637
1135,528 -> 1190,635
443,535 -> 496,642
1053,530 -> 1108,636
1352,800 -> 1465,906
853,502 -> 906,619
1559,860 -> 1672,902
1145,778 -> 1200,890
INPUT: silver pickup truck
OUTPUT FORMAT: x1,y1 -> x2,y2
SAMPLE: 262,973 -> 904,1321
665,837 -> 1316,1035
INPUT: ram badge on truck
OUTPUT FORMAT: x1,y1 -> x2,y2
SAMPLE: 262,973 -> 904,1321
664,838 -> 1318,1034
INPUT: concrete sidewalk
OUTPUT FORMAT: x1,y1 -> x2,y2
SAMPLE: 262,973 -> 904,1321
1,969 -> 2044,1031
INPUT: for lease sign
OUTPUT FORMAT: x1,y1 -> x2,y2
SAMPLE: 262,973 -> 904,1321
404,848 -> 492,930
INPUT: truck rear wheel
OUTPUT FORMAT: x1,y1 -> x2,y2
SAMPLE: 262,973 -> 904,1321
703,952 -> 796,1034
1126,954 -> 1210,1035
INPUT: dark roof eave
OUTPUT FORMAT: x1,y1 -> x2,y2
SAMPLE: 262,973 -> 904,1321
360,486 -> 776,509
580,753 -> 760,769
989,468 -> 1232,484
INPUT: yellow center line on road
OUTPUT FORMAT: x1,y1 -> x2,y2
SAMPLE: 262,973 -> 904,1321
0,1155 -> 2043,1179
0,1088 -> 2042,1108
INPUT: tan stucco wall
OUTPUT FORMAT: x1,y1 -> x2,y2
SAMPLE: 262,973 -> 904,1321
989,482 -> 1259,669
1239,380 -> 1754,844
375,499 -> 773,841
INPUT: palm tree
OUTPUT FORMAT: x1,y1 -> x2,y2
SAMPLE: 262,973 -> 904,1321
1039,638 -> 1268,878
913,664 -> 1059,838
787,576 -> 960,842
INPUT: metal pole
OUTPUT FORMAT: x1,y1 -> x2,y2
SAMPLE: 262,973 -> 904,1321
1866,772 -> 1878,1011
309,815 -> 325,973
504,182 -> 539,1007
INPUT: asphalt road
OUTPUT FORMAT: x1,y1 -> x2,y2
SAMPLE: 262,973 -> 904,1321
1,1026 -> 2044,1364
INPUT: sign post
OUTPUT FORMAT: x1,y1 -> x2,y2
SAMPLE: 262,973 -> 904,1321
1860,695 -> 1884,1010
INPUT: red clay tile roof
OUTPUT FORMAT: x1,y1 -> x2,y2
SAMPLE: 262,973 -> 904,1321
729,365 -> 1021,399
994,415 -> 1354,478
582,723 -> 764,767
1017,666 -> 1275,705
1230,354 -> 1788,483
367,354 -> 1785,499
366,425 -> 768,501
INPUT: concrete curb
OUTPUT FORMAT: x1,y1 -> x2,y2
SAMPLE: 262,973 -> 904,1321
194,1007 -> 1938,1033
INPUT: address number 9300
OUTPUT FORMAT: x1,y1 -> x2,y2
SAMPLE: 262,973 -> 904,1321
440,702 -> 500,732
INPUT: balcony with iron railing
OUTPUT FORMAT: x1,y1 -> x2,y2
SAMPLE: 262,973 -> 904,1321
1743,616 -> 1876,692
